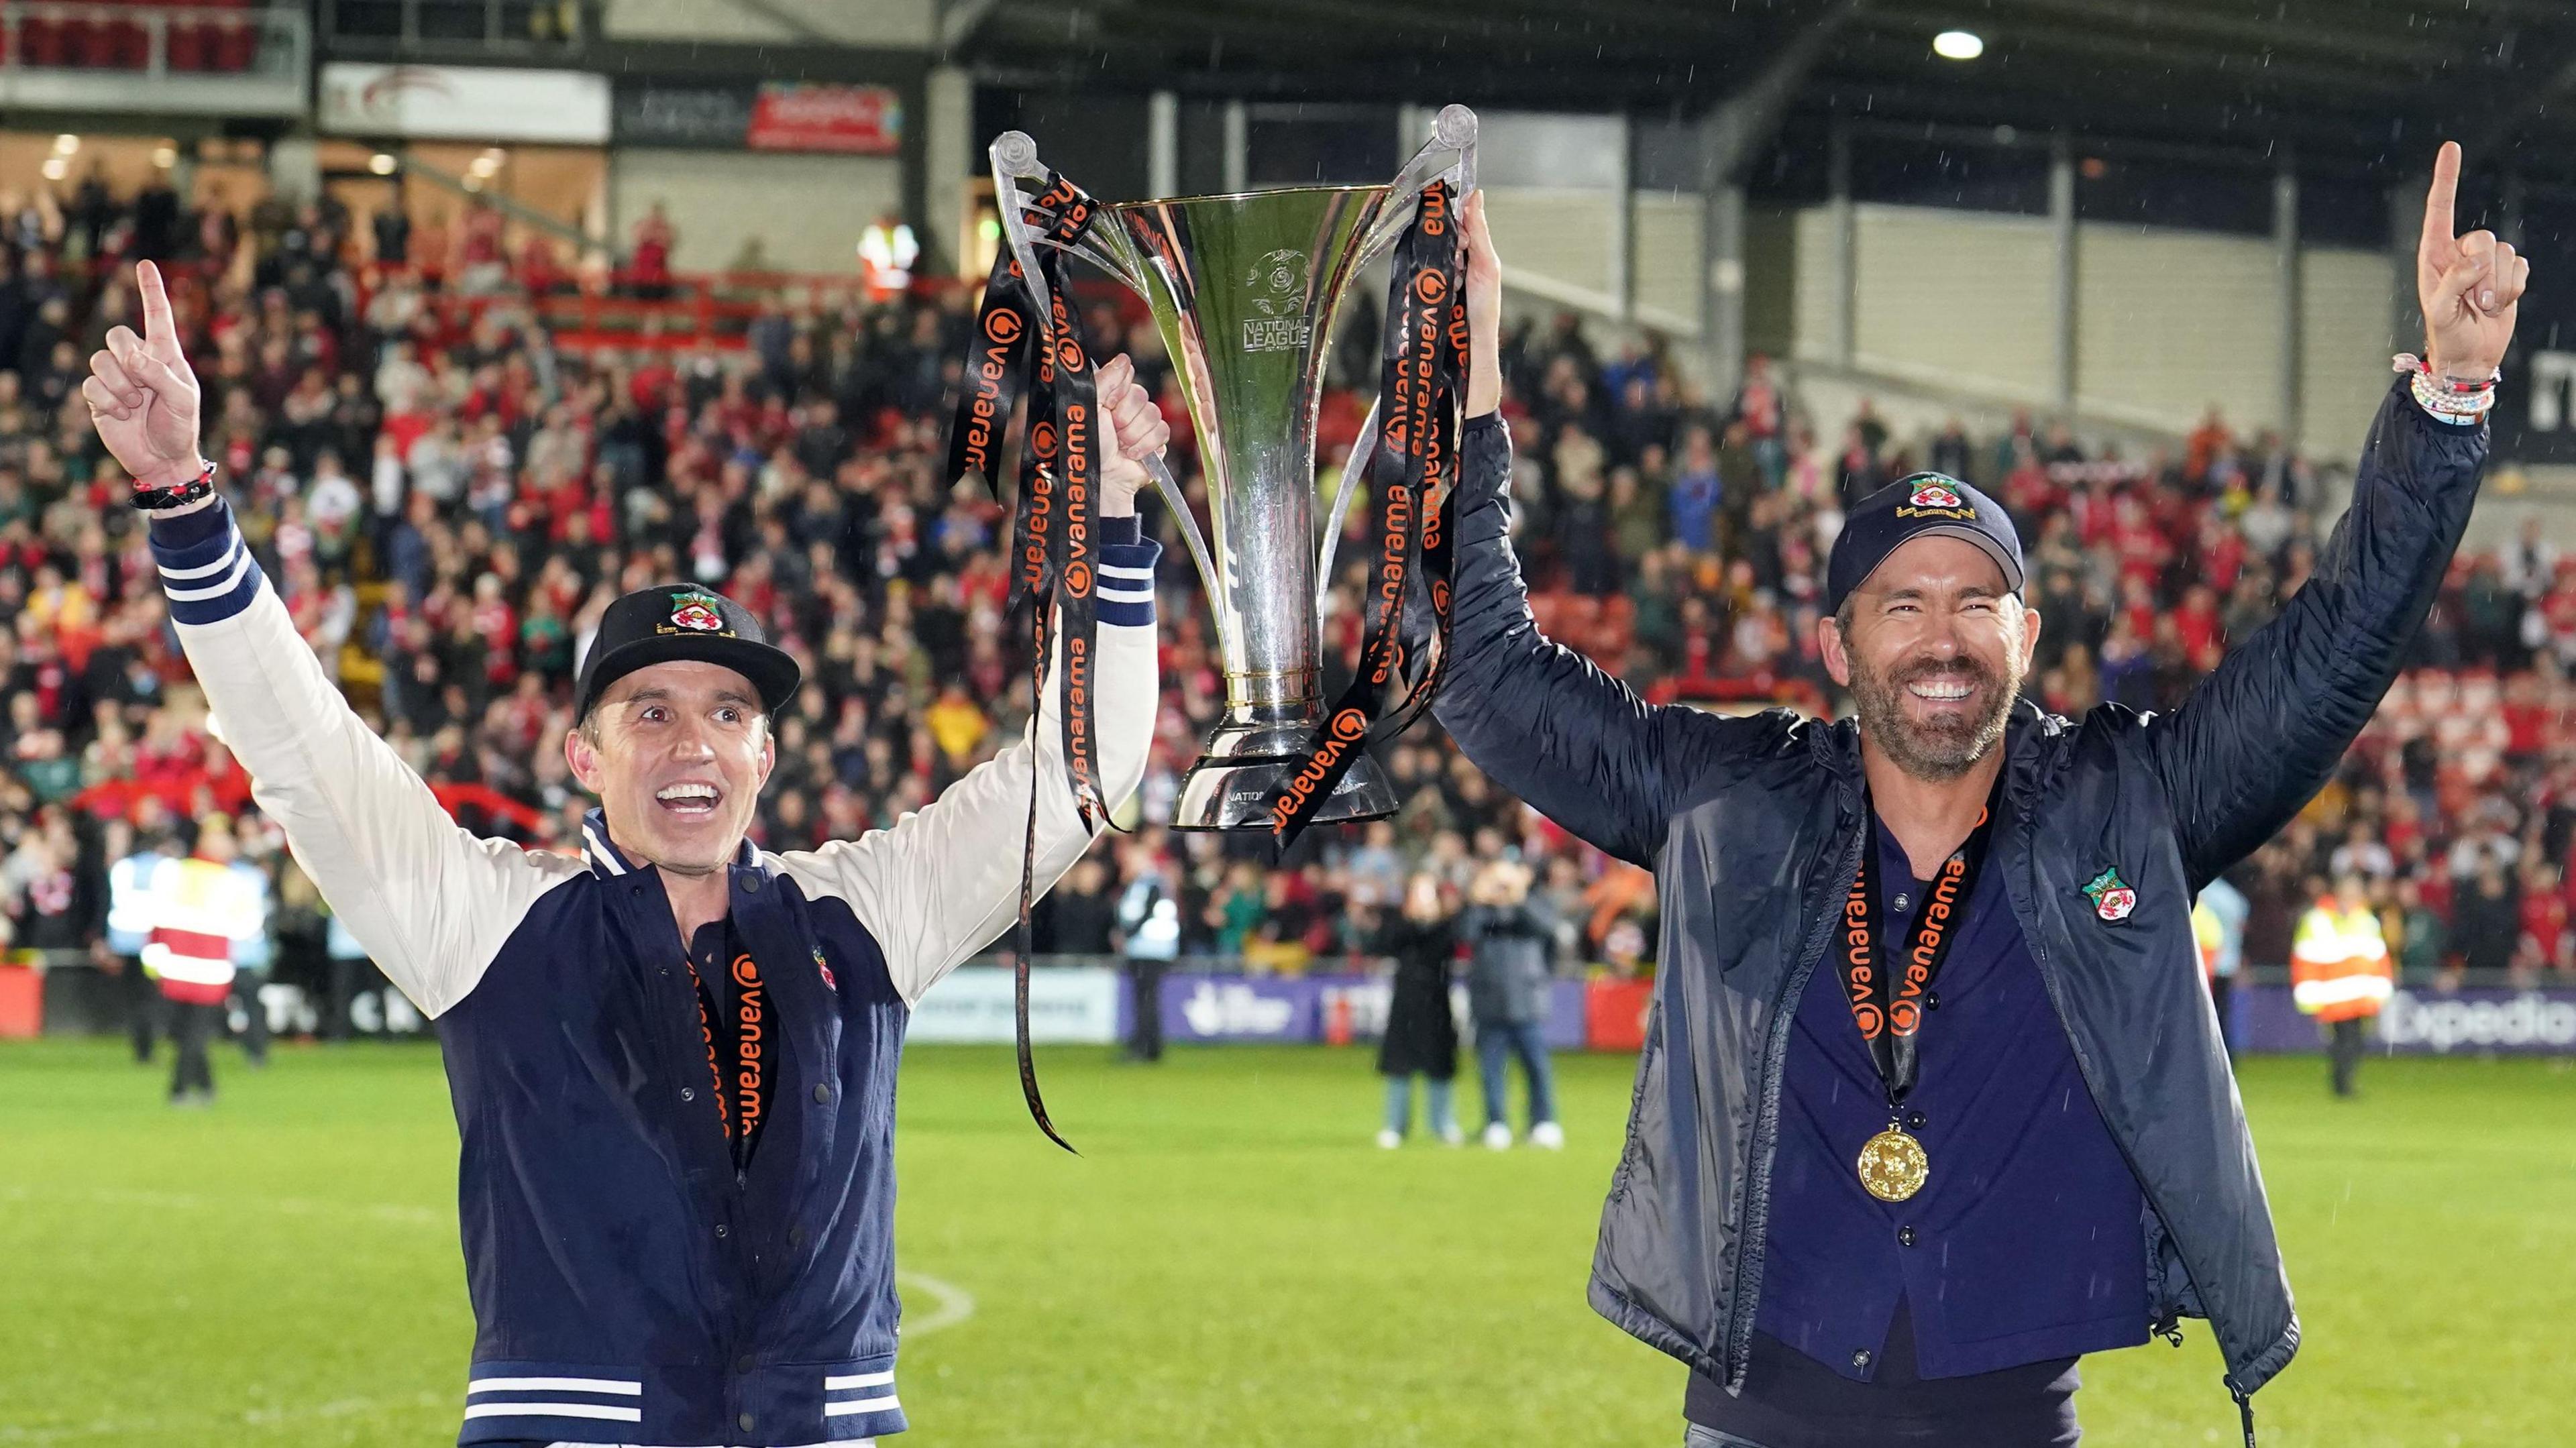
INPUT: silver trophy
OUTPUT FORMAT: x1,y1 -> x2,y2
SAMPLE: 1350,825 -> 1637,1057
991,105 -> 1479,831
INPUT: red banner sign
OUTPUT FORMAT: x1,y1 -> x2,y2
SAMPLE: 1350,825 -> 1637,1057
1585,977 -> 1655,1052
746,83 -> 903,155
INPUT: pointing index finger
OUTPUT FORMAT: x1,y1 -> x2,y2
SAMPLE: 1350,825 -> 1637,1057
136,260 -> 176,353
2422,142 -> 2463,256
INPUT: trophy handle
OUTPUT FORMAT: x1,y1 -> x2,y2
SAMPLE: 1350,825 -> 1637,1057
1144,451 -> 1236,662
1355,104 -> 1479,267
1315,106 -> 1474,618
1314,396 -> 1379,620
987,131 -> 1148,311
991,132 -> 1214,647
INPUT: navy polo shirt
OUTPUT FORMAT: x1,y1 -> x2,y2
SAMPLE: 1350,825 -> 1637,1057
1689,815 -> 2148,1434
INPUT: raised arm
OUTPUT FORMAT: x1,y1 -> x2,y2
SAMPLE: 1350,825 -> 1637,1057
85,265 -> 579,1017
770,355 -> 1171,1003
1431,193 -> 1784,867
2145,143 -> 2522,888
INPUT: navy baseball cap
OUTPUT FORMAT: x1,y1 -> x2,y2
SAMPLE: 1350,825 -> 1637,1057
1825,472 -> 2025,616
574,583 -> 802,724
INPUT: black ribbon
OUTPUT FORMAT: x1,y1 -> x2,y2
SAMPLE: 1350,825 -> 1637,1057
1264,180 -> 1467,849
1837,792 -> 1998,1109
945,171 -> 1114,1151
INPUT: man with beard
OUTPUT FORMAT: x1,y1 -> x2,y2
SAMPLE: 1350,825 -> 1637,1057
1437,141 -> 2524,1448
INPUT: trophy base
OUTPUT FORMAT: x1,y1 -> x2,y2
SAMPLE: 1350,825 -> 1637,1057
1169,715 -> 1399,832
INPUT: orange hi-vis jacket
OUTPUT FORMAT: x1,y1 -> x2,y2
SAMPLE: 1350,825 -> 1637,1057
2290,897 -> 2392,1023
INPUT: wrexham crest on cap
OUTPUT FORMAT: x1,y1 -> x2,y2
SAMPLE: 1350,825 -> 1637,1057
667,588 -> 729,634
1894,476 -> 1976,520
2082,867 -> 2137,922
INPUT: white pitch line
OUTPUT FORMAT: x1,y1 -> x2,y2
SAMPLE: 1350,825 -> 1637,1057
897,1269 -> 977,1336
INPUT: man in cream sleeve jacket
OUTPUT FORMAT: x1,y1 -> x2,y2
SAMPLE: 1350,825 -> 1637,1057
83,260 -> 1171,1448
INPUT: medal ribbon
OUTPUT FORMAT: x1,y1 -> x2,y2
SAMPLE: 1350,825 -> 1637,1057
1264,180 -> 1466,849
1837,792 -> 1998,1110
943,169 -> 1112,1151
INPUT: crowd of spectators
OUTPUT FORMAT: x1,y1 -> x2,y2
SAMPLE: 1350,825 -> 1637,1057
1,173 -> 2572,1037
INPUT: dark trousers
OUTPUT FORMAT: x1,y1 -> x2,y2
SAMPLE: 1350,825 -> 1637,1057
1124,959 -> 1167,1062
2328,1016 -> 2367,1097
227,969 -> 270,1066
122,956 -> 160,1062
170,1001 -> 219,1099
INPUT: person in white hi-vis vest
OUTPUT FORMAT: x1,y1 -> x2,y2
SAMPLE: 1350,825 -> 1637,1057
142,819 -> 266,1105
2290,874 -> 2393,1099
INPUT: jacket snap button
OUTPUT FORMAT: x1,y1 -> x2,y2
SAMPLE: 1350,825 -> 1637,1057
1898,1225 -> 1917,1247
736,1353 -> 755,1373
680,1087 -> 695,1102
1925,992 -> 1941,1011
743,875 -> 761,893
1892,893 -> 1911,913
1851,1349 -> 1872,1370
714,1223 -> 729,1239
738,1411 -> 755,1432
1907,1111 -> 1927,1130
814,1083 -> 831,1104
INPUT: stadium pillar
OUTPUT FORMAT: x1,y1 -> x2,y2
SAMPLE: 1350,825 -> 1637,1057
2049,134 -> 2076,414
1699,109 -> 1750,391
1611,113 -> 1635,323
1222,101 -> 1248,194
2274,161 -> 2302,451
1148,91 -> 1179,202
925,66 -> 973,277
1827,117 -> 1855,370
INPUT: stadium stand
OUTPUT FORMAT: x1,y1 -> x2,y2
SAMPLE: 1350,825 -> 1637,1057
1,174 -> 2572,1038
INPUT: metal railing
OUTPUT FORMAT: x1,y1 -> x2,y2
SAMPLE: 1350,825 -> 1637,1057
0,1 -> 304,78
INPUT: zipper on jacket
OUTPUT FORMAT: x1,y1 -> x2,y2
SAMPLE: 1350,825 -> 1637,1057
1721,820 -> 1867,1392
2002,828 -> 2263,1416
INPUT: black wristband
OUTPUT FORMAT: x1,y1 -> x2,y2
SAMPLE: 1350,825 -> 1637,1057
129,461 -> 216,512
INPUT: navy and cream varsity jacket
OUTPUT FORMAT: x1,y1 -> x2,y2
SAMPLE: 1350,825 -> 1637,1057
149,498 -> 1162,1448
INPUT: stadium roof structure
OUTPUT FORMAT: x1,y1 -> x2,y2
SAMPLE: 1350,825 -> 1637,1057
951,0 -> 2576,182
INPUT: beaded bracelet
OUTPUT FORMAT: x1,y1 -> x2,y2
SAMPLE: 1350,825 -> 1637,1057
2392,353 -> 2498,426
129,460 -> 217,511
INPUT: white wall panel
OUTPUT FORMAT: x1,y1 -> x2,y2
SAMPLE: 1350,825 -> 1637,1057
1850,204 -> 2056,404
2301,246 -> 2399,453
1483,185 -> 1618,307
1792,207 -> 1837,366
611,149 -> 901,274
1632,192 -> 1703,333
2077,224 -> 2282,433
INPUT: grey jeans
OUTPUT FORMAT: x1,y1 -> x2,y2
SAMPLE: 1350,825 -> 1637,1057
1684,1428 -> 1770,1448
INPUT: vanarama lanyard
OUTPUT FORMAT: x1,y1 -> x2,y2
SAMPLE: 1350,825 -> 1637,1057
683,931 -> 771,1170
1839,786 -> 1997,1203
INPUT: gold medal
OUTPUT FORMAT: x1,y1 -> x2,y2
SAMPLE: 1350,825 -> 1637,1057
1858,1124 -> 1929,1203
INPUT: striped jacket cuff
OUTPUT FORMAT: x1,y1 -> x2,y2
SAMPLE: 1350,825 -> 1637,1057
1097,514 -> 1159,629
148,498 -> 265,626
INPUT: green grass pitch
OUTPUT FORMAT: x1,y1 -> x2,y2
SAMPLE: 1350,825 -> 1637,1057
1,1038 -> 2569,1445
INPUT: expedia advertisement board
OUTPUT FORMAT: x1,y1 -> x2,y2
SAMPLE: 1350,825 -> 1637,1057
2236,985 -> 2576,1055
